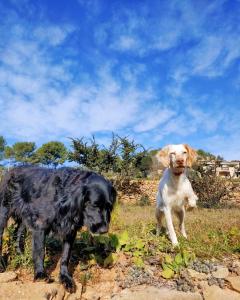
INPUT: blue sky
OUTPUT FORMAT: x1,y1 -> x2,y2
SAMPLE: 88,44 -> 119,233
0,0 -> 240,160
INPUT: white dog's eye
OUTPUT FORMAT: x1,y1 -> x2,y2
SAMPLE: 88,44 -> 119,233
183,151 -> 187,154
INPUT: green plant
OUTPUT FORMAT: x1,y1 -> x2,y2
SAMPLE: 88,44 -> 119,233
2,225 -> 33,270
138,194 -> 151,206
161,251 -> 195,279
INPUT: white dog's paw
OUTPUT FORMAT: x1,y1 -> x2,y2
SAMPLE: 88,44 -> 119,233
170,237 -> 179,246
182,231 -> 187,239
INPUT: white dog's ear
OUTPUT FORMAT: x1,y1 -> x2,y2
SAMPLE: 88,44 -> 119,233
156,146 -> 170,168
184,144 -> 197,167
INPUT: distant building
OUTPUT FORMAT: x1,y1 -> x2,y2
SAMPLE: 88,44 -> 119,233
199,159 -> 240,178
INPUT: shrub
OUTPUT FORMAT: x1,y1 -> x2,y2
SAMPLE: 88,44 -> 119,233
138,194 -> 151,206
189,167 -> 234,208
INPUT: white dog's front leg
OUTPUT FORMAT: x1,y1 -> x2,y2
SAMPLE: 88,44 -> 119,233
188,193 -> 198,209
163,207 -> 178,246
176,208 -> 187,238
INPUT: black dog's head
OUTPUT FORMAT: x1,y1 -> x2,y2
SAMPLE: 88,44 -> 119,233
82,183 -> 116,234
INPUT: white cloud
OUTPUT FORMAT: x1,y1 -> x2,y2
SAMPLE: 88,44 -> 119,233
0,19 -> 151,143
33,24 -> 75,46
134,106 -> 176,133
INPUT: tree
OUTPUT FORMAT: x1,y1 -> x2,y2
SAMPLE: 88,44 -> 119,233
4,146 -> 15,168
118,136 -> 142,177
10,142 -> 36,164
98,133 -> 120,173
0,136 -> 6,161
69,136 -> 101,171
36,141 -> 68,168
197,149 -> 216,160
134,149 -> 153,178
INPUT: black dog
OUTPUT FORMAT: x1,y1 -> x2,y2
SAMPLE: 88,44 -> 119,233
0,167 -> 116,291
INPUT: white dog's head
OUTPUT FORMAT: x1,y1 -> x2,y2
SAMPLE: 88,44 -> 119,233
156,144 -> 197,174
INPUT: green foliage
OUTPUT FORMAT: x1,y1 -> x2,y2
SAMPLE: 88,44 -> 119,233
197,149 -> 216,160
5,142 -> 36,164
4,146 -> 14,159
98,133 -> 120,173
161,251 -> 195,279
69,136 -> 101,171
0,136 -> 6,160
69,134 -> 151,177
35,141 -> 68,167
138,194 -> 151,206
118,136 -> 140,176
2,225 -> 33,270
103,253 -> 118,267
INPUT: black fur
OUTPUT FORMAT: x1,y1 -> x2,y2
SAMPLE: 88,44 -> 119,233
0,167 -> 116,291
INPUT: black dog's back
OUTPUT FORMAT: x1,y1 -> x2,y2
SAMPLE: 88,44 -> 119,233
0,166 -> 116,235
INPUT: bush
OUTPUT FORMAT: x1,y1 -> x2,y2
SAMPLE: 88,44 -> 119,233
138,194 -> 151,206
189,167 -> 234,208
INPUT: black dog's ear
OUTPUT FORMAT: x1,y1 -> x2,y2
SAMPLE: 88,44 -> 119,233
77,185 -> 89,208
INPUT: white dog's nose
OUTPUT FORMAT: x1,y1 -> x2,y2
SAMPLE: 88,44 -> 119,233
176,159 -> 184,165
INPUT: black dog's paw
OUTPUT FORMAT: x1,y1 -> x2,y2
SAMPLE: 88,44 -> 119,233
0,257 -> 6,273
34,271 -> 49,282
59,274 -> 75,293
0,265 -> 5,273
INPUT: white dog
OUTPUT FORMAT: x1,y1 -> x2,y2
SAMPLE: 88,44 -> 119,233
155,144 -> 198,246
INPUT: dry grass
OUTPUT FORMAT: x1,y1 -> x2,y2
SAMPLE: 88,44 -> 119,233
111,204 -> 240,258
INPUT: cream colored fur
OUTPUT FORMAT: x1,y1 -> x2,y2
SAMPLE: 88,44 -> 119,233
155,144 -> 198,246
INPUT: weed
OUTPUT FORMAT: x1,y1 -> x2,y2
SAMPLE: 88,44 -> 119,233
138,194 -> 151,206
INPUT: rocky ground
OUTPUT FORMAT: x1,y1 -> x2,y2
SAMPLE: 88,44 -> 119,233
1,258 -> 240,300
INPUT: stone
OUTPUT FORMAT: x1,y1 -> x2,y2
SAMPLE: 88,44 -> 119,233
201,281 -> 240,300
212,266 -> 229,279
83,282 -> 118,300
226,276 -> 240,293
0,271 -> 17,283
0,281 -> 60,300
111,285 -> 202,300
188,268 -> 210,280
82,286 -> 100,300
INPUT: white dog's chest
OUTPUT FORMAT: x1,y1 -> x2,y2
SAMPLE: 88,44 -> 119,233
157,179 -> 192,209
167,188 -> 187,206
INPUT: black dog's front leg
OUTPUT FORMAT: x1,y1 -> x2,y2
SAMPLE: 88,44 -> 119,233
59,230 -> 77,293
32,229 -> 47,280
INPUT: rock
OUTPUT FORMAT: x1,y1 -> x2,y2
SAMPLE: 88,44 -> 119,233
0,281 -> 60,300
55,285 -> 65,300
83,282 -> 118,300
226,276 -> 240,293
112,285 -> 202,300
188,269 -> 210,280
212,266 -> 229,279
0,271 -> 17,283
203,285 -> 240,300
82,286 -> 100,300
201,281 -> 240,300
232,261 -> 240,268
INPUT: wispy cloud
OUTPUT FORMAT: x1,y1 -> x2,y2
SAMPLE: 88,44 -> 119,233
0,0 -> 239,159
